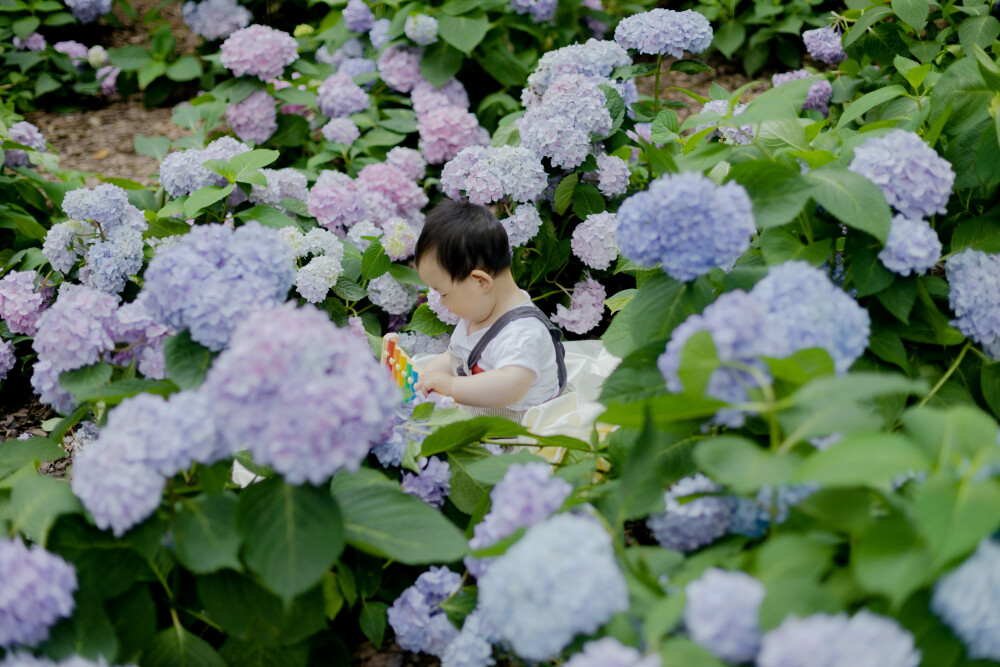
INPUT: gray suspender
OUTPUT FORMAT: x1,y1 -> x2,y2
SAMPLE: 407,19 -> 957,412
457,305 -> 568,393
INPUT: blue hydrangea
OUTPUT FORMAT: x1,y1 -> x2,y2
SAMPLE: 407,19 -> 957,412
727,484 -> 819,537
64,0 -> 110,23
220,25 -> 299,80
0,340 -> 13,380
368,273 -> 419,315
182,0 -> 250,40
321,118 -> 361,145
617,171 -> 756,281
932,538 -> 1000,660
0,656 -> 132,667
698,99 -> 754,145
4,121 -> 47,167
141,222 -> 295,351
81,225 -> 144,295
401,456 -> 451,508
295,255 -> 342,303
388,567 -> 462,657
405,14 -> 438,45
343,0 -> 374,33
614,9 -> 713,57
316,37 -> 363,67
647,474 -> 732,552
802,26 -> 846,64
0,538 -> 77,649
771,70 -> 832,115
477,513 -> 630,661
62,183 -> 129,227
317,72 -> 370,118
466,462 -> 572,577
159,137 -> 251,197
521,39 -> 630,106
308,170 -> 368,232
441,146 -> 548,204
878,214 -> 941,276
510,0 -> 557,23
947,249 -> 1000,359
441,612 -> 496,667
107,299 -> 169,378
201,303 -> 400,485
684,568 -> 765,663
518,73 -> 612,169
758,611 -> 920,667
42,221 -> 88,275
564,637 -> 661,667
572,211 -> 619,270
369,18 -> 392,49
848,130 -> 954,219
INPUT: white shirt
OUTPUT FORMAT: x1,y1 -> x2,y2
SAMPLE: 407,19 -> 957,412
448,298 -> 560,411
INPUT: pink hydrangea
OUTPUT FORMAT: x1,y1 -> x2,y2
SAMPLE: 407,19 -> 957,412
0,270 -> 53,335
220,25 -> 299,81
501,205 -> 543,248
96,65 -> 120,97
386,146 -> 427,181
411,78 -> 469,114
356,163 -> 428,221
417,106 -> 490,164
0,340 -> 14,380
595,154 -> 630,197
322,117 -> 361,144
226,89 -> 277,144
551,277 -> 606,334
427,288 -> 460,325
377,45 -> 425,93
317,71 -> 370,118
572,211 -> 619,270
308,171 -> 368,233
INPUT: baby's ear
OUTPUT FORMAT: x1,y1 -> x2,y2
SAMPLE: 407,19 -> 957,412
470,269 -> 494,291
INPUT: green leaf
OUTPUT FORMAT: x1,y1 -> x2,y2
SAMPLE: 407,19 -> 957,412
183,183 -> 234,218
713,21 -> 746,59
553,173 -> 578,215
0,437 -> 66,479
598,84 -> 627,139
164,330 -> 216,390
235,205 -> 296,229
420,41 -> 464,88
651,109 -> 680,142
143,626 -> 227,667
138,60 -> 166,89
610,63 -> 659,80
695,437 -> 799,493
388,263 -> 424,287
359,601 -> 389,647
403,303 -> 452,336
229,149 -> 279,180
40,591 -> 119,662
361,128 -> 406,148
794,433 -> 930,487
236,479 -> 345,603
877,277 -> 918,323
659,637 -> 728,667
758,577 -> 841,631
728,161 -> 811,229
70,379 -> 175,405
9,474 -> 82,545
803,168 -> 892,243
331,276 -> 368,302
982,362 -> 1000,419
670,60 -> 712,75
791,373 -> 927,406
332,485 -> 468,563
361,239 -> 391,281
59,363 -> 113,402
445,450 -> 490,514
438,12 -> 489,55
602,275 -> 713,358
846,6 -> 892,46
958,15 -> 1000,55
853,512 -> 932,608
573,183 -> 605,218
900,404 -> 999,462
837,85 -> 907,128
891,0 -> 928,31
12,15 -> 39,37
166,55 -> 202,82
173,493 -> 242,574
615,411 -> 698,522
914,474 -> 1000,570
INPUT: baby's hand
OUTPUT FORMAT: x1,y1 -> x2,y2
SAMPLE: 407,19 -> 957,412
415,371 -> 454,398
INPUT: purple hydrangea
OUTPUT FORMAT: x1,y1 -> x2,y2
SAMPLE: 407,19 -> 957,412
405,14 -> 438,45
71,443 -> 166,537
947,249 -> 1000,359
321,118 -> 361,145
617,172 -> 755,281
551,277 -> 605,334
440,146 -> 547,205
510,0 -> 557,23
201,303 -> 399,484
249,167 -> 308,211
182,0 -> 251,40
356,162 -> 428,222
572,211 -> 618,270
81,224 -> 144,295
368,273 -> 419,315
466,462 -> 572,577
4,122 -> 47,168
369,18 -> 392,49
417,106 -> 490,165
64,0 -> 110,22
441,612 -> 497,667
564,638 -> 661,667
412,79 -> 470,114
317,71 -> 370,118
13,33 -> 46,51
427,288 -> 460,325
96,65 -> 119,97
386,146 -> 427,181
477,513 -> 629,661
62,183 -> 130,227
106,299 -> 169,379
728,484 -> 819,537
225,89 -> 277,144
932,538 -> 1000,660
614,9 -> 713,57
308,170 -> 368,232
54,40 -> 88,62
141,222 -> 295,351
758,611 -> 920,667
771,70 -> 833,115
595,154 -> 630,197
803,26 -> 846,64
647,474 -> 732,552
581,0 -> 609,38
518,73 -> 612,169
522,39 -> 630,106
220,25 -> 298,80
878,214 -> 941,276
698,99 -> 754,144
316,37 -> 362,67
343,0 -> 375,33
339,57 -> 377,85
500,205 -> 543,248
388,567 -> 462,657
0,538 -> 77,648
295,255 -> 342,303
0,340 -> 13,380
377,46 -> 424,93
684,568 -> 765,663
159,136 -> 251,197
0,270 -> 52,335
401,456 -> 451,508
848,130 -> 955,219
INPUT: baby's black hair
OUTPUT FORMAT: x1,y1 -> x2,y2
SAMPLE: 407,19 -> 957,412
415,200 -> 512,280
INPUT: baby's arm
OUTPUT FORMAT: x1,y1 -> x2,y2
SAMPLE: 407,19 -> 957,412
420,351 -> 453,376
417,366 -> 535,408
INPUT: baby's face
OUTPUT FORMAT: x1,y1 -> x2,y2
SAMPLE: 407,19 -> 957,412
417,255 -> 493,323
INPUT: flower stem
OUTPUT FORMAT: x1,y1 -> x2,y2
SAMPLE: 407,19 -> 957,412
917,341 -> 972,408
653,53 -> 664,114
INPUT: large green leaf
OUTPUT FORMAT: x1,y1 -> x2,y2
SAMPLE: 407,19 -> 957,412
930,57 -> 992,135
891,0 -> 928,32
793,433 -> 930,487
236,480 -> 344,603
853,512 -> 932,608
0,436 -> 66,480
173,493 -> 242,574
438,12 -> 489,55
184,184 -> 234,218
958,15 -> 1000,55
913,474 -> 1000,570
8,474 -> 82,545
803,168 -> 892,243
164,330 -> 216,390
900,404 -> 998,461
728,161 -> 811,229
836,85 -> 907,129
333,485 -> 468,563
420,41 -> 464,87
695,437 -> 799,493
143,627 -> 227,667
59,363 -> 113,403
39,592 -> 119,662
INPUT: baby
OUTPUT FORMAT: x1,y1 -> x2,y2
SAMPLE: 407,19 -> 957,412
413,201 -> 567,420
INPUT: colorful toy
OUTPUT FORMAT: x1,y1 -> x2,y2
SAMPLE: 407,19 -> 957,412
381,333 -> 421,402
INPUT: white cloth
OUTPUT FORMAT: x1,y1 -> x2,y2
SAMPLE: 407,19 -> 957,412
447,298 -> 560,412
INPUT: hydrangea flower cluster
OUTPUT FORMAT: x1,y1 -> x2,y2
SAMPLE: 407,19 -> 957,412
3,122 -> 47,168
594,154 -> 630,197
321,117 -> 361,145
698,99 -> 753,145
64,0 -> 110,23
225,89 -> 277,144
96,65 -> 120,97
356,162 -> 429,223
946,249 -> 1000,359
316,38 -> 362,68
347,220 -> 381,250
0,270 -> 52,335
105,299 -> 170,379
295,255 -> 343,303
369,18 -> 392,49
141,223 -> 295,350
397,331 -> 449,355
87,45 -> 108,68
248,167 -> 308,213
158,136 -> 250,197
0,655 -> 134,667
802,26 -> 846,64
182,0 -> 250,40
581,0 -> 608,38
572,211 -> 618,270
521,39 -> 630,106
509,0 -> 557,23
727,484 -> 819,537
411,79 -> 469,115
440,146 -> 547,205
647,474 -> 732,551
388,567 -> 462,657
201,303 -> 398,484
386,146 -> 427,181
0,340 -> 14,380
617,172 -> 755,281
771,70 -> 833,115
378,46 -> 424,94
614,9 -> 713,57
343,0 -> 375,33
848,130 -> 955,219
417,105 -> 490,165
758,610 -> 920,667
0,538 -> 77,648
405,14 -> 439,45
466,463 -> 572,577
477,513 -> 629,661
684,568 -> 765,663
564,638 -> 661,667
931,538 -> 1000,660
497,206 -> 541,248
441,612 -> 496,667
401,456 -> 451,508
427,289 -> 460,325
317,72 -> 370,118
308,171 -> 368,232
367,274 -> 420,315
54,41 -> 88,63
878,214 -> 942,276
220,25 -> 298,80
551,277 -> 606,334
339,57 -> 377,85
382,217 -> 419,260
13,33 -> 46,51
519,73 -> 612,169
